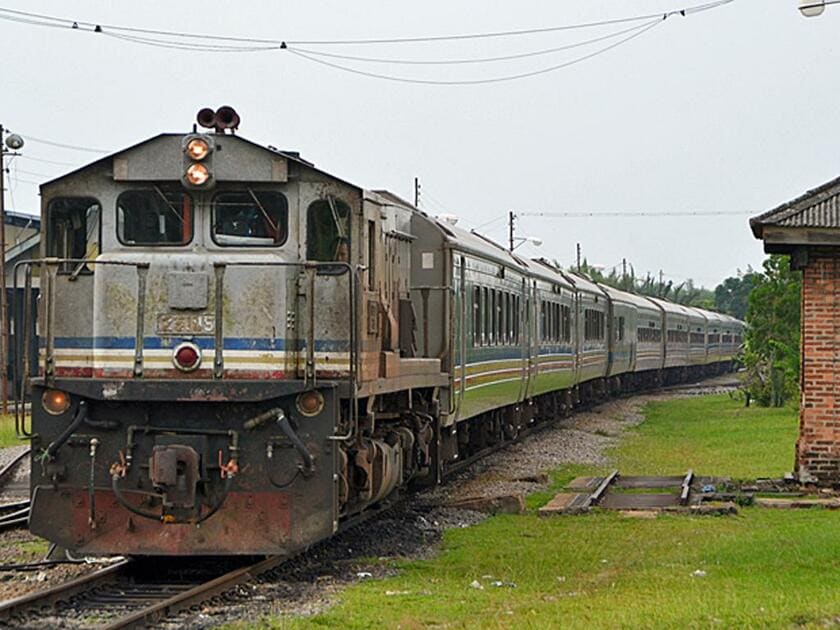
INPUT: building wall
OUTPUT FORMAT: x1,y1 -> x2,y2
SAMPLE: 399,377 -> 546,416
799,254 -> 840,484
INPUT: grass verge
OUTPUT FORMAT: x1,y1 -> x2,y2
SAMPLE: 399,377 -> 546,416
0,414 -> 24,448
234,394 -> 831,629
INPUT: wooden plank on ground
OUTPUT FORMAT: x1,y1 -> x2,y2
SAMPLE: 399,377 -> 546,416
539,493 -> 590,516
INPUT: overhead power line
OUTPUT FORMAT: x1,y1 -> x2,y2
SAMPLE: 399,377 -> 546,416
290,21 -> 655,66
23,134 -> 109,154
286,21 -> 662,86
0,2 -> 736,85
518,210 -> 752,218
0,1 -> 734,47
18,155 -> 78,167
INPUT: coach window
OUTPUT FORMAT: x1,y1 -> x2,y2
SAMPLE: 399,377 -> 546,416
47,197 -> 101,274
212,190 -> 288,246
513,296 -> 520,344
117,189 -> 192,246
487,289 -> 499,345
482,287 -> 490,345
306,197 -> 350,262
472,286 -> 481,346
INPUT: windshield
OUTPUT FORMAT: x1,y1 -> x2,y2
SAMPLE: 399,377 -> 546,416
212,190 -> 288,246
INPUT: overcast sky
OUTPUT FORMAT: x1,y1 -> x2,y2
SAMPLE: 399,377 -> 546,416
2,0 -> 837,287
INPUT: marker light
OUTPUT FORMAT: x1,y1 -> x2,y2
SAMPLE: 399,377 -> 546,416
186,137 -> 210,161
42,389 -> 71,415
296,390 -> 325,416
185,163 -> 210,186
173,342 -> 202,371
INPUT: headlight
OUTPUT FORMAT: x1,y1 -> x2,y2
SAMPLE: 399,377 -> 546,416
185,163 -> 210,186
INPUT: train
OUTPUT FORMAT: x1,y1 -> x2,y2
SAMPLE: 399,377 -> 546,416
15,107 -> 743,556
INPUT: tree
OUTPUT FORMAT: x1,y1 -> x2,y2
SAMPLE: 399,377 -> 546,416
714,268 -> 758,319
742,255 -> 801,407
571,260 -> 713,307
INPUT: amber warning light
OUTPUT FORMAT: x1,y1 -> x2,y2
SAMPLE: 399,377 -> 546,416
186,137 -> 210,161
42,389 -> 71,415
185,163 -> 210,186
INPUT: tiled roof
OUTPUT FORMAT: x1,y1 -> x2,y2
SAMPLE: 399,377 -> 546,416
750,175 -> 840,238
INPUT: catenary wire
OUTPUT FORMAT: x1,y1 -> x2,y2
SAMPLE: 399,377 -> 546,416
289,21 -> 655,66
18,155 -> 78,167
518,210 -> 751,217
0,0 -> 732,47
285,20 -> 662,86
22,134 -> 109,154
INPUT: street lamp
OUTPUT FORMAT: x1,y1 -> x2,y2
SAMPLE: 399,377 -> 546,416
797,0 -> 840,17
511,236 -> 543,251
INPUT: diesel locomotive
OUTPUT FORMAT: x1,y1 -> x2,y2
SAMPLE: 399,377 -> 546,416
14,108 -> 743,555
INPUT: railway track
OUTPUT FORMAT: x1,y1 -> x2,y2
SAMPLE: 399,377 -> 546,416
0,493 -> 403,629
0,554 -> 286,629
0,448 -> 30,532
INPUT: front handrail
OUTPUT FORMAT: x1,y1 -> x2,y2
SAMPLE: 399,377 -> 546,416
11,257 -> 361,442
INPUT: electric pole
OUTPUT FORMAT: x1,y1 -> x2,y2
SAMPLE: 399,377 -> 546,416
0,125 -> 7,413
413,177 -> 420,207
622,258 -> 627,289
508,211 -> 515,252
576,243 -> 581,272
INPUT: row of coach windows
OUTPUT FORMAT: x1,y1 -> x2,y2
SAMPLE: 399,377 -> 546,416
637,326 -> 662,343
472,286 -> 521,346
540,300 -> 572,343
584,309 -> 605,341
667,330 -> 689,343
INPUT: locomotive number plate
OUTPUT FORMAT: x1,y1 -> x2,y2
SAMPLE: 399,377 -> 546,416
156,313 -> 216,336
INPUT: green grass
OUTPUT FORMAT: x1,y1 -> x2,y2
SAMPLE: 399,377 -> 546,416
0,414 -> 24,448
233,395 -> 836,629
612,395 -> 798,479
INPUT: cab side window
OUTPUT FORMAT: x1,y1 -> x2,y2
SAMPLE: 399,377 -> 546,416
306,198 -> 350,262
46,197 -> 101,274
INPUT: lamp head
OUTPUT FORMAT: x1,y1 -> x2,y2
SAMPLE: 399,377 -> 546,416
4,134 -> 24,151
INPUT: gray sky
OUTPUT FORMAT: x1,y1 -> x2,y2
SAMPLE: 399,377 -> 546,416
2,0 -> 837,288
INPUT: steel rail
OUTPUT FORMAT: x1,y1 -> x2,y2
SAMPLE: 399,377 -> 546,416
0,448 -> 29,487
0,558 -> 131,623
101,555 -> 285,630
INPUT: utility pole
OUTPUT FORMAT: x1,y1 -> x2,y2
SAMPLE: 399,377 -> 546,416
508,211 -> 515,251
0,127 -> 24,415
413,177 -> 420,207
0,125 -> 7,413
576,243 -> 581,272
622,258 -> 627,289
